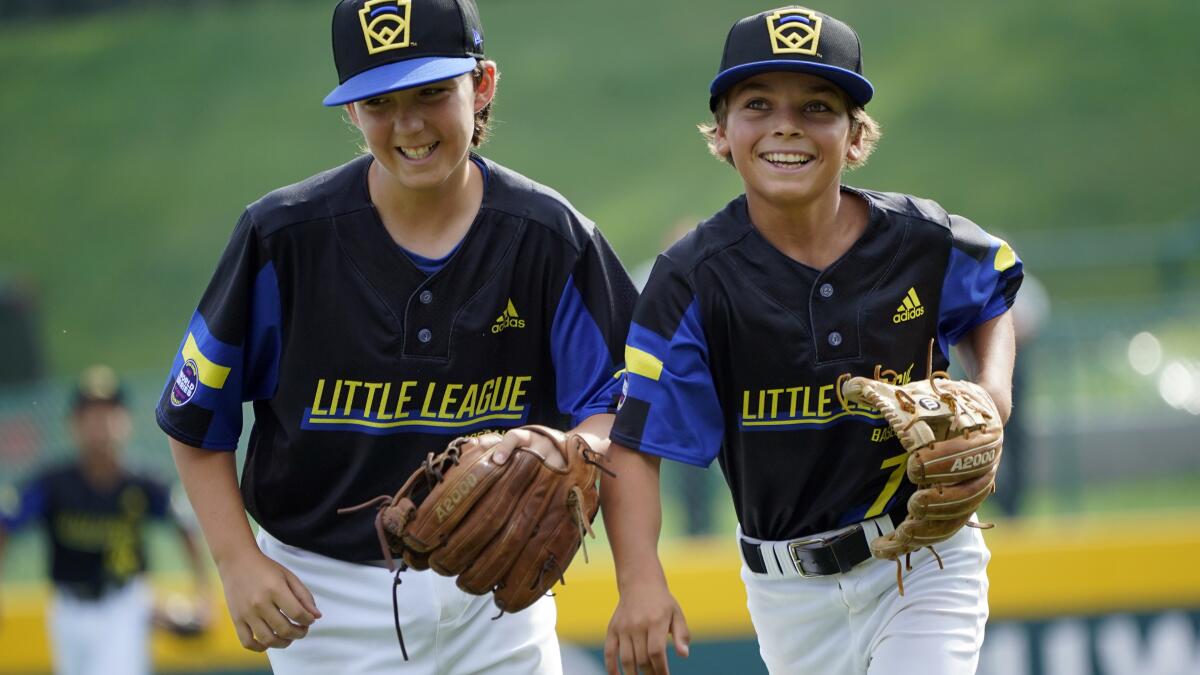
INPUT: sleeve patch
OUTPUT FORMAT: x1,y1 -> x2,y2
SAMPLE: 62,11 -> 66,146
182,333 -> 233,390
994,239 -> 1016,272
625,345 -> 664,382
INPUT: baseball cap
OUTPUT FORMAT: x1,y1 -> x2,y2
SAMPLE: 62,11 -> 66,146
709,6 -> 873,111
323,0 -> 485,107
70,364 -> 126,411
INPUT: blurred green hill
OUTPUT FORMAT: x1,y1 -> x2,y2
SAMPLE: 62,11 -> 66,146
1,0 -> 1197,374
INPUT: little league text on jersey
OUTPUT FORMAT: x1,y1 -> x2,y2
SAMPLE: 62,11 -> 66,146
739,363 -> 914,430
303,375 -> 533,433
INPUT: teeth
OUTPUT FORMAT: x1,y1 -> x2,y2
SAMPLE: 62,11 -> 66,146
399,142 -> 436,159
762,152 -> 812,165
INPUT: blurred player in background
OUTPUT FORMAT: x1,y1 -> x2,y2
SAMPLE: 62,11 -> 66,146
602,6 -> 1021,674
157,0 -> 634,672
0,364 -> 210,675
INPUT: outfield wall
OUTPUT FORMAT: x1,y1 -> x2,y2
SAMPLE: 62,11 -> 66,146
2,514 -> 1199,674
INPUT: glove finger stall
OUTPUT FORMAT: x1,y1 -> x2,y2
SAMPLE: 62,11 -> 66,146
456,452 -> 567,595
907,432 -> 1003,484
907,466 -> 998,520
422,450 -> 542,575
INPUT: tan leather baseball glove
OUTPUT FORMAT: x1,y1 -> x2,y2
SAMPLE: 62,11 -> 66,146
339,425 -> 608,657
839,354 -> 1003,593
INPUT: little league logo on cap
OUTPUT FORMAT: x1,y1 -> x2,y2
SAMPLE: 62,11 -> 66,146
766,8 -> 821,55
710,5 -> 873,110
360,0 -> 412,54
324,0 -> 484,106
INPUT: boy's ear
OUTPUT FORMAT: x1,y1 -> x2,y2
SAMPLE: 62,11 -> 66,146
713,123 -> 731,159
345,102 -> 361,128
474,60 -> 498,112
846,121 -> 866,163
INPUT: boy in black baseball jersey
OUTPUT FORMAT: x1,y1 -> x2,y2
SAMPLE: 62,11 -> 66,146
157,0 -> 635,672
602,6 -> 1022,675
0,365 -> 210,675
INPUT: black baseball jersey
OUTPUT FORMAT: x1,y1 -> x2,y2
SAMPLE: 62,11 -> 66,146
0,463 -> 171,592
611,188 -> 1023,542
156,154 -> 635,562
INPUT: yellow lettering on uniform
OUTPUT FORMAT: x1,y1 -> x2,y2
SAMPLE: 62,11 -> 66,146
817,384 -> 834,417
757,390 -> 766,419
361,382 -> 382,417
421,382 -> 439,417
508,376 -> 531,412
478,380 -> 494,415
439,384 -> 462,419
767,389 -> 783,418
457,385 -> 479,419
801,386 -> 815,417
492,377 -> 513,412
311,379 -> 329,415
395,381 -> 416,419
329,380 -> 343,413
376,383 -> 393,420
782,386 -> 801,413
342,381 -> 362,416
742,391 -> 757,421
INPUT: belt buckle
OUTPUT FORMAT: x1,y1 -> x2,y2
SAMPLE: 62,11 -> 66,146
787,536 -> 826,577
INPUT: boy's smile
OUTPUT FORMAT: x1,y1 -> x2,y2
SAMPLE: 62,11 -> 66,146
716,71 -> 863,208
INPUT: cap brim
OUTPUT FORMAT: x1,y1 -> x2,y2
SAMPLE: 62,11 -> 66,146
323,56 -> 477,107
709,60 -> 874,110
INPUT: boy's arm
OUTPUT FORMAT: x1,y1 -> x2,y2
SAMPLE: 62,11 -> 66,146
601,442 -> 689,675
169,438 -> 320,651
953,310 -> 1016,424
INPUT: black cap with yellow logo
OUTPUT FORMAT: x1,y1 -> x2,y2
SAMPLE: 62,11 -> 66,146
324,0 -> 484,106
70,364 -> 127,412
709,6 -> 873,110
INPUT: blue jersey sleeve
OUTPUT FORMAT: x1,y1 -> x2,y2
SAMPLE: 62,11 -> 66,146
550,229 -> 637,426
938,216 -> 1024,348
156,210 -> 283,450
610,256 -> 724,467
0,476 -> 46,532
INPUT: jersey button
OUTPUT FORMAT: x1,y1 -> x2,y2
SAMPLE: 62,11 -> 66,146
417,328 -> 433,343
419,290 -> 434,304
827,331 -> 843,347
819,283 -> 834,298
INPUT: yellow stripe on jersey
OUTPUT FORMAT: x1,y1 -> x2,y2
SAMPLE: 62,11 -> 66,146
625,346 -> 664,382
182,333 -> 232,390
994,239 -> 1017,272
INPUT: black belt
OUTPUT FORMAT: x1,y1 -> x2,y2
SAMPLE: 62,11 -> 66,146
56,580 -> 128,602
741,511 -> 902,577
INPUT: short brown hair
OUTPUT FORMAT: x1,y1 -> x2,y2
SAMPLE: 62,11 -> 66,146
697,93 -> 881,170
470,61 -> 496,147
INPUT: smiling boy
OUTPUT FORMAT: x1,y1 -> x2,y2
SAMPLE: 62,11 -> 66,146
602,7 -> 1022,674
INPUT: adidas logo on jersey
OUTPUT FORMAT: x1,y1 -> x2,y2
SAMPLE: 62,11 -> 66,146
892,287 -> 925,324
491,299 -> 526,333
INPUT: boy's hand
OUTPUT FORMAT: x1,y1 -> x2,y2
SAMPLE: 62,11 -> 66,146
215,549 -> 321,652
604,580 -> 690,675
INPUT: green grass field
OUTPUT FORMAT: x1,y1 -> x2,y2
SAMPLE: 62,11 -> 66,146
0,0 -> 1198,374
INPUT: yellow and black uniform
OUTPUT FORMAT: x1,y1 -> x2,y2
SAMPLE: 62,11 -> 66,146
156,153 -> 636,562
3,463 -> 171,599
612,188 -> 1023,542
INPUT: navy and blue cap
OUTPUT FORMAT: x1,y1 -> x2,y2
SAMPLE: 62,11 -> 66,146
324,0 -> 484,107
710,6 -> 873,111
71,364 -> 126,411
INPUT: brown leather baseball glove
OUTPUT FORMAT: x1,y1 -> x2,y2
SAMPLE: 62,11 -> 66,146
339,425 -> 609,657
839,353 -> 1003,593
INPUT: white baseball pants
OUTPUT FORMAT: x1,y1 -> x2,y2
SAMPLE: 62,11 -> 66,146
258,530 -> 563,674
